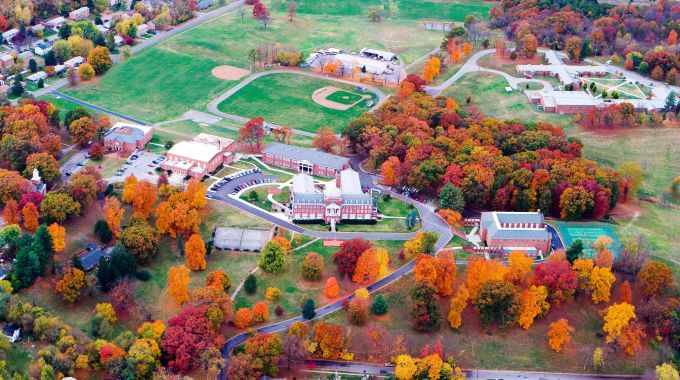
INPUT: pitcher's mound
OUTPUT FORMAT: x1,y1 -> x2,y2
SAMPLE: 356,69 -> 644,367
211,65 -> 251,80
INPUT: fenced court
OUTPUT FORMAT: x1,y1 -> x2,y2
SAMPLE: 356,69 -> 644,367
554,221 -> 622,258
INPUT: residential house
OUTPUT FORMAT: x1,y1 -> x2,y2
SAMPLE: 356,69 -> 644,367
2,324 -> 20,343
34,42 -> 52,56
46,17 -> 67,29
26,71 -> 47,83
64,56 -> 85,68
79,243 -> 111,271
2,29 -> 18,43
0,54 -> 13,68
196,0 -> 212,10
69,7 -> 90,21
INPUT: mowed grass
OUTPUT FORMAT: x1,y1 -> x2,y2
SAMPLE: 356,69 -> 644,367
217,73 -> 377,133
613,201 -> 680,262
443,73 -> 575,128
320,272 -> 659,375
65,10 -> 446,123
270,0 -> 495,22
325,90 -> 364,105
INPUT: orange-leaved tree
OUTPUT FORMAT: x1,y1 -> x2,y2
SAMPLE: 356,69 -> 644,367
252,301 -> 269,323
353,248 -> 388,284
233,308 -> 253,329
47,223 -> 66,255
466,257 -> 508,299
506,250 -> 533,285
167,265 -> 190,305
617,321 -> 646,356
55,267 -> 86,304
22,202 -> 39,232
447,285 -> 469,329
2,199 -> 19,225
434,251 -> 457,296
414,254 -> 437,286
547,318 -> 574,353
185,234 -> 207,271
619,280 -> 632,304
324,277 -> 340,298
103,196 -> 124,237
637,262 -> 673,297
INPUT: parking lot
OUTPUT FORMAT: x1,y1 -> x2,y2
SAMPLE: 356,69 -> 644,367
108,150 -> 165,183
208,168 -> 277,196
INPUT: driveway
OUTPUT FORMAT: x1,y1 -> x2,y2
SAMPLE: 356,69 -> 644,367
210,172 -> 276,195
59,148 -> 89,181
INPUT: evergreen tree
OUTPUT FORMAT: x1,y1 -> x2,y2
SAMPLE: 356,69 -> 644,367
371,294 -> 388,315
106,32 -> 115,50
72,254 -> 85,271
59,24 -> 71,39
34,224 -> 52,252
11,246 -> 40,289
566,239 -> 584,263
96,256 -> 117,292
438,183 -> 465,212
405,207 -> 418,230
94,219 -> 113,244
664,91 -> 677,112
244,273 -> 257,294
301,299 -> 316,319
37,78 -> 44,88
10,77 -> 23,97
44,50 -> 57,66
28,58 -> 37,73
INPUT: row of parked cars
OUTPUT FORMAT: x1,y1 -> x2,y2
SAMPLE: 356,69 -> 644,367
209,168 -> 262,191
114,153 -> 165,177
231,178 -> 273,194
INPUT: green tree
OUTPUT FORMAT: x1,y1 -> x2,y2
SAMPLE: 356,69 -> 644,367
33,225 -> 52,273
439,183 -> 465,212
11,245 -> 40,289
566,239 -> 584,264
28,58 -> 37,73
472,279 -> 520,328
259,240 -> 286,273
244,274 -> 257,294
301,299 -> 316,319
94,219 -> 113,244
371,294 -> 388,315
40,364 -> 55,380
10,77 -> 23,97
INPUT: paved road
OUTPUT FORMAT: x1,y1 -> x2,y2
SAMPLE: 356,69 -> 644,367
53,91 -> 148,125
31,0 -> 246,98
426,49 -> 555,96
206,69 -> 388,138
303,361 -> 643,380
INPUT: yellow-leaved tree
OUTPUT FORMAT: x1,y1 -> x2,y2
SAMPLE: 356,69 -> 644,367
603,302 -> 636,343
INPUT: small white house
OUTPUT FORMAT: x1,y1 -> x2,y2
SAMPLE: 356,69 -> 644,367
26,71 -> 47,83
54,64 -> 66,74
136,24 -> 148,36
109,0 -> 120,7
46,16 -> 67,29
114,35 -> 124,46
18,51 -> 34,61
96,24 -> 109,33
64,56 -> 85,68
69,7 -> 90,21
34,42 -> 52,56
0,55 -> 13,67
2,29 -> 18,43
29,24 -> 45,34
2,324 -> 20,343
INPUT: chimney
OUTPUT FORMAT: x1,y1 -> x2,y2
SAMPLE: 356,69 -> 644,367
335,171 -> 341,188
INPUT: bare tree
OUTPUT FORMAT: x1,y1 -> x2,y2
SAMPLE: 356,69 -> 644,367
287,1 -> 297,21
239,5 -> 246,20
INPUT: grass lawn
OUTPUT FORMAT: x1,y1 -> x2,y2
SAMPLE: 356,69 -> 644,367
443,72 -> 575,128
239,185 -> 290,211
270,0 -> 495,22
319,271 -> 660,375
377,196 -> 416,217
325,90 -> 364,105
217,73 -> 377,133
86,155 -> 126,178
300,218 -> 420,233
203,199 -> 273,232
65,10 -> 447,123
39,94 -> 102,123
612,201 -> 680,262
230,239 -> 406,334
6,344 -> 32,374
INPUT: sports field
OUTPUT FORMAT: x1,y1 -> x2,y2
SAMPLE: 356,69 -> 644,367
554,221 -> 622,258
326,90 -> 364,105
216,73 -> 377,133
270,0 -> 495,22
65,9 -> 446,123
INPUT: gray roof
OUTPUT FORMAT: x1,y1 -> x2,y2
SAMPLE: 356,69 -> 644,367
481,211 -> 550,241
104,125 -> 146,144
81,243 -> 110,271
342,193 -> 373,204
262,143 -> 349,170
2,324 -> 19,335
293,193 -> 325,204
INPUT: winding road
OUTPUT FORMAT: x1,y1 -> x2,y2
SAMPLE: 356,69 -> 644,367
206,69 -> 388,138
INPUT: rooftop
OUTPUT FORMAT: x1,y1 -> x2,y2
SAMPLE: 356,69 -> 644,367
80,243 -> 110,271
262,143 -> 349,170
481,211 -> 551,241
104,122 -> 152,143
167,140 -> 223,163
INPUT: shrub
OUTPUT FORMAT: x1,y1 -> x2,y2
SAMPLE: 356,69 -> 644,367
275,305 -> 284,316
265,287 -> 282,301
244,274 -> 257,294
301,252 -> 324,281
135,270 -> 151,281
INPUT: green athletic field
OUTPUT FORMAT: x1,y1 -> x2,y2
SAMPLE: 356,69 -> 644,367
554,221 -> 622,258
325,90 -> 364,105
216,73 -> 377,133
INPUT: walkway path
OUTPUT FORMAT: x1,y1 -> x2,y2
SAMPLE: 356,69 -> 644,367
206,69 -> 388,137
426,48 -> 554,96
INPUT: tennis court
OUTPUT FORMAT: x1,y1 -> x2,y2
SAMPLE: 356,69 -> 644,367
554,221 -> 622,258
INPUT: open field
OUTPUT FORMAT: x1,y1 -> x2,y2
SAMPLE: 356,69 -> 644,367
320,271 -> 660,375
217,73 -> 377,133
443,72 -> 574,127
270,0 -> 496,22
613,201 -> 680,262
65,10 -> 448,123
377,196 -> 417,217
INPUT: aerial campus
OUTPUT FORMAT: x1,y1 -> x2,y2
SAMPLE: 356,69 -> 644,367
2,0 -> 680,379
